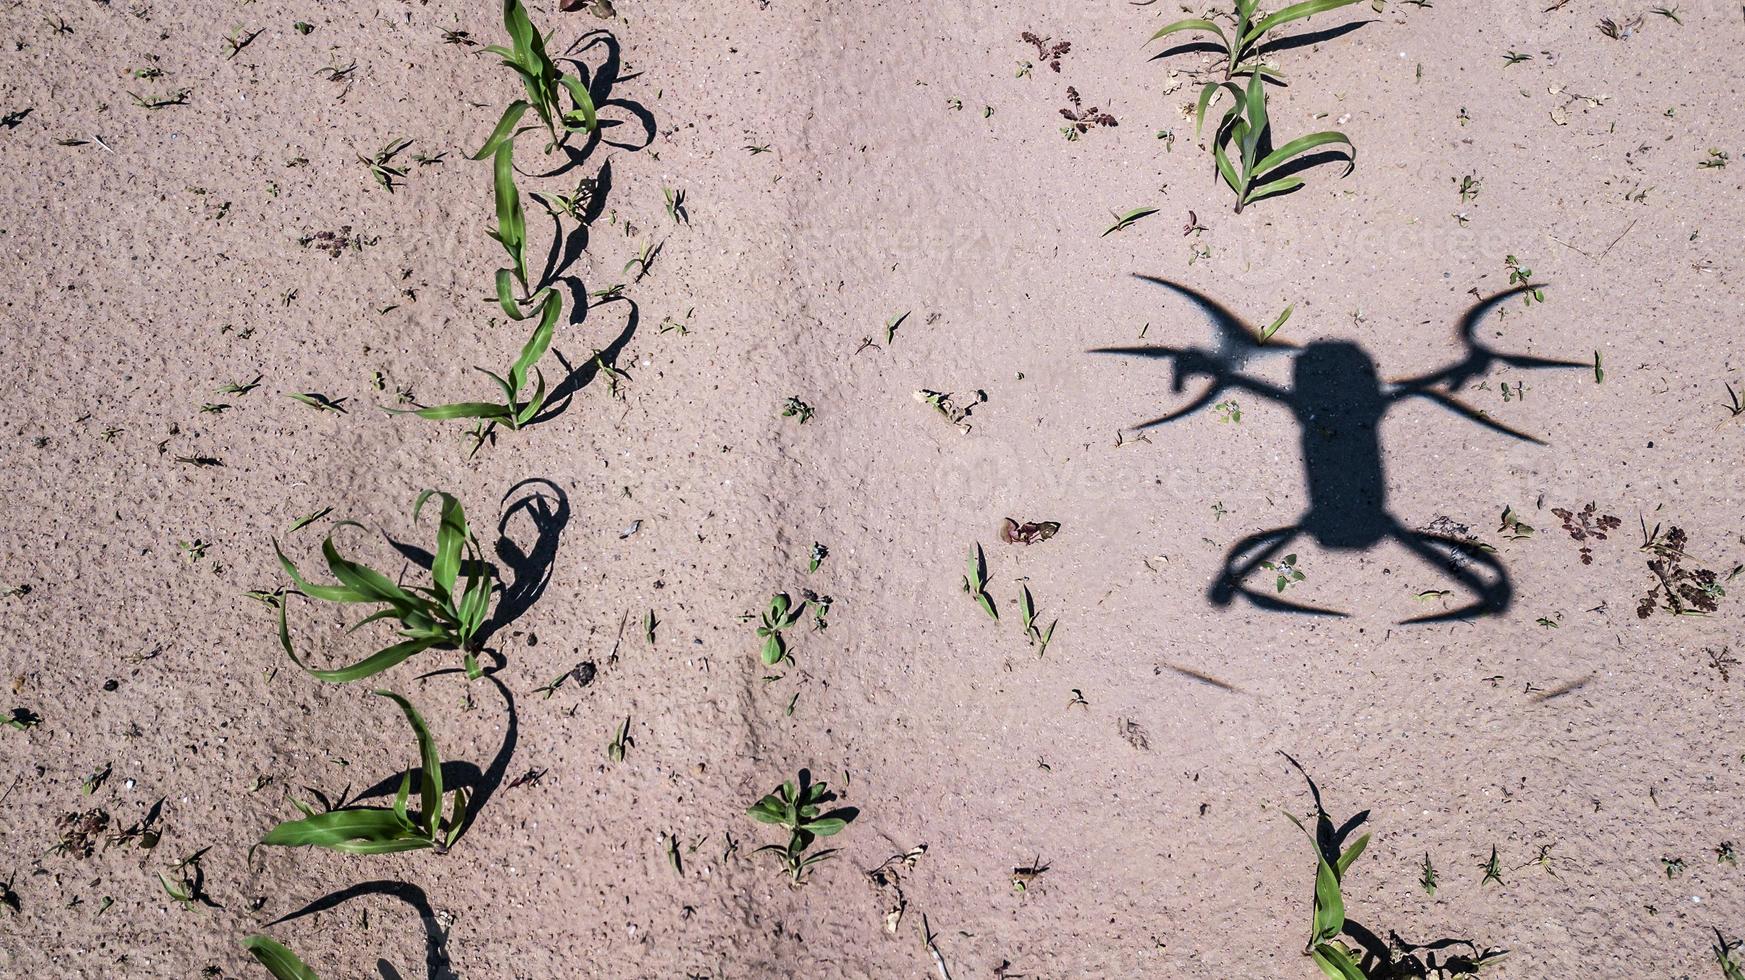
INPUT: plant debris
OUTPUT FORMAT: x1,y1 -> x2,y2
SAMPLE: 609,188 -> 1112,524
1000,519 -> 1060,545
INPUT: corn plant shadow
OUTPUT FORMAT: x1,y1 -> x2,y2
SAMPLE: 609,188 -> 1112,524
484,479 -> 570,643
526,30 -> 656,181
270,879 -> 457,980
1255,19 -> 1372,56
1093,275 -> 1585,623
530,158 -> 613,295
354,674 -> 518,848
536,292 -> 639,419
384,481 -> 568,651
1146,16 -> 1370,63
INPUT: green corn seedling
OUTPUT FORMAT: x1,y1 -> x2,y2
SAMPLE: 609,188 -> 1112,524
747,770 -> 858,884
274,491 -> 496,682
1207,73 -> 1353,213
1258,304 -> 1294,343
391,290 -> 561,455
358,137 -> 413,193
471,0 -> 599,158
757,593 -> 808,666
478,140 -> 568,328
1289,813 -> 1368,979
259,690 -> 468,854
1716,928 -> 1745,980
1280,756 -> 1370,979
1150,0 -> 1362,103
963,544 -> 998,620
488,142 -> 535,317
1019,584 -> 1057,655
241,936 -> 321,980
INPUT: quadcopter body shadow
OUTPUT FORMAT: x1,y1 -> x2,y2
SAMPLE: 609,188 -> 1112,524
1096,276 -> 1583,623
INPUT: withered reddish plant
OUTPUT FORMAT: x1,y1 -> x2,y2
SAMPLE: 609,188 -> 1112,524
1060,87 -> 1117,134
1021,31 -> 1071,72
1551,502 -> 1620,564
1637,525 -> 1727,619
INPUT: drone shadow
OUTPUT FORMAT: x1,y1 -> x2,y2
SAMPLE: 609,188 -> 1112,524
1094,275 -> 1583,623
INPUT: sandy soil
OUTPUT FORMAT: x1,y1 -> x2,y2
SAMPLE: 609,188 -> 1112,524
1,0 -> 1743,977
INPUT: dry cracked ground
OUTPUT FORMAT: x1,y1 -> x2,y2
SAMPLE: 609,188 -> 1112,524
1,0 -> 1743,977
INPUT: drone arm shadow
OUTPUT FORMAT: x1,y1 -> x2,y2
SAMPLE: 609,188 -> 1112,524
1392,387 -> 1549,444
1387,517 -> 1511,624
1210,524 -> 1349,617
1387,284 -> 1586,392
1091,345 -> 1294,430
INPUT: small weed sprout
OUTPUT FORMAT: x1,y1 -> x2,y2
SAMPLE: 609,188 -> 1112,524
224,26 -> 264,60
747,770 -> 858,884
4,707 -> 42,730
1059,86 -> 1117,137
607,715 -> 630,762
1260,553 -> 1306,592
1722,383 -> 1744,423
1504,255 -> 1545,304
780,396 -> 815,424
1552,503 -> 1620,564
532,172 -> 598,221
663,186 -> 688,224
1018,584 -> 1057,656
914,389 -> 984,433
757,593 -> 808,665
358,138 -> 413,192
1257,304 -> 1293,343
1020,31 -> 1070,72
1481,846 -> 1504,885
274,491 -> 495,682
591,351 -> 627,398
1103,206 -> 1159,236
259,691 -> 468,854
288,392 -> 347,413
1000,519 -> 1060,545
1498,506 -> 1534,540
157,861 -> 210,909
622,239 -> 661,282
1637,522 -> 1729,618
